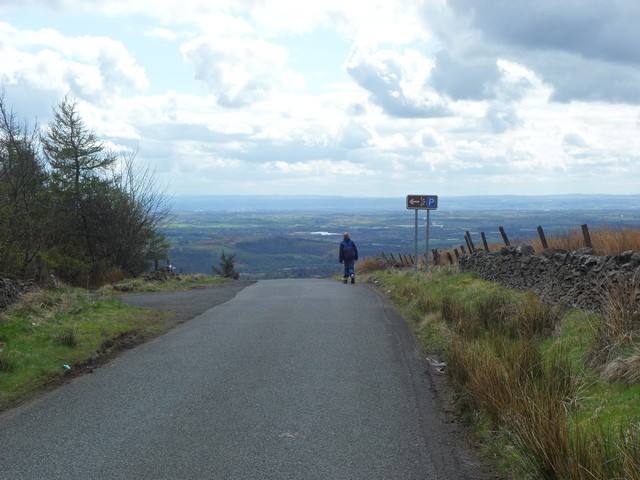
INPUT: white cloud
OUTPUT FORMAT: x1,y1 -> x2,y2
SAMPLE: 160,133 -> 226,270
345,46 -> 450,118
0,22 -> 148,102
483,105 -> 522,134
180,35 -> 291,107
422,0 -> 640,104
143,28 -> 180,41
2,1 -> 640,197
260,159 -> 372,177
563,132 -> 588,149
413,127 -> 442,148
337,120 -> 374,149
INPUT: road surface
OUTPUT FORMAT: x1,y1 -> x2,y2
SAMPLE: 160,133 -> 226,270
0,279 -> 485,479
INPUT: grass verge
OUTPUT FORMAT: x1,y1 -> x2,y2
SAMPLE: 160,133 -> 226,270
0,285 -> 171,412
99,273 -> 231,294
364,267 -> 640,479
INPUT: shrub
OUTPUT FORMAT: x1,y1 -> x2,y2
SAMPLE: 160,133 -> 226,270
415,289 -> 439,313
449,336 -> 543,428
212,249 -> 239,279
93,265 -> 125,286
441,294 -> 464,325
515,292 -> 562,340
512,413 -> 640,479
449,338 -> 511,426
601,351 -> 640,385
588,279 -> 640,373
53,328 -> 79,348
357,257 -> 384,274
41,251 -> 92,287
0,350 -> 17,373
474,290 -> 513,334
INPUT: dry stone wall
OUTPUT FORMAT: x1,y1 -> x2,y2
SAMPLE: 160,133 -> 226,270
0,276 -> 31,310
458,245 -> 640,311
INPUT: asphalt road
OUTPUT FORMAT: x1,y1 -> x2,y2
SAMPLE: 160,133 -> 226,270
0,279 -> 484,479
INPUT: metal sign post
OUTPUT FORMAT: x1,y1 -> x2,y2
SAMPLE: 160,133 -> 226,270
414,210 -> 418,271
426,210 -> 430,272
406,195 -> 438,272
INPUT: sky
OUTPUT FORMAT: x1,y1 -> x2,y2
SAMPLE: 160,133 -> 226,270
1,0 -> 640,198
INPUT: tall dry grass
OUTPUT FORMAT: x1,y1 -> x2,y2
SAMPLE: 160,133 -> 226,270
356,257 -> 386,274
442,285 -> 639,479
587,278 -> 640,386
530,226 -> 640,255
436,226 -> 640,260
367,258 -> 640,478
450,333 -> 639,478
514,293 -> 563,340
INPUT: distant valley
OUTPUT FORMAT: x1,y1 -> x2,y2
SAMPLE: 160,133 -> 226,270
165,195 -> 640,279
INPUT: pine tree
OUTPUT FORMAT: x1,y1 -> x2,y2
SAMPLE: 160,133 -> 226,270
41,95 -> 115,196
212,250 -> 239,279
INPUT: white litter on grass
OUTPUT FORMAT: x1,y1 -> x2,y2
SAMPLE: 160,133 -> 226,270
427,357 -> 447,368
427,357 -> 447,374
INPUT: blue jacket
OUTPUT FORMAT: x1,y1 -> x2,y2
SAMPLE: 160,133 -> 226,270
339,240 -> 358,262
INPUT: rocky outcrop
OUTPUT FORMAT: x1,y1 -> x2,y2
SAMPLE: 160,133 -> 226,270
458,245 -> 640,311
0,276 -> 32,310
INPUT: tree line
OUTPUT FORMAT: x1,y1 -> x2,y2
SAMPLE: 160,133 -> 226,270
0,90 -> 170,286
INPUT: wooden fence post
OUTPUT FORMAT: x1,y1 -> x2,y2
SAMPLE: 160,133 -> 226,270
447,252 -> 454,264
432,249 -> 439,265
499,226 -> 510,246
454,248 -> 460,259
537,225 -> 549,249
581,224 -> 593,249
460,245 -> 467,254
466,231 -> 476,252
480,232 -> 489,252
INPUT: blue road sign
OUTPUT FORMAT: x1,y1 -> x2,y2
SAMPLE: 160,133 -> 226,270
406,195 -> 438,210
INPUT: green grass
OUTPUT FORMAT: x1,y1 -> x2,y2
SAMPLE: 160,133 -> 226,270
0,273 -> 236,410
364,267 -> 640,479
0,287 -> 168,411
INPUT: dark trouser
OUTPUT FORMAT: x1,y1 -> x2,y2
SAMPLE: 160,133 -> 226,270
343,258 -> 355,278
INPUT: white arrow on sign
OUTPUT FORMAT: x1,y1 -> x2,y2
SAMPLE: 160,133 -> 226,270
406,194 -> 438,210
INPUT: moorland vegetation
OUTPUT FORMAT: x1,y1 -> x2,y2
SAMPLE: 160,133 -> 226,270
360,227 -> 640,479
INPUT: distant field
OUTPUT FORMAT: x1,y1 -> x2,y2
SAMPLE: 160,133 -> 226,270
165,195 -> 640,279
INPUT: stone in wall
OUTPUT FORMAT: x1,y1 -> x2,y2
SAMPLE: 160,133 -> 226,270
0,276 -> 31,310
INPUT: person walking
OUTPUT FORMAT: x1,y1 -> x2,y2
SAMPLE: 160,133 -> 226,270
339,232 -> 358,284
